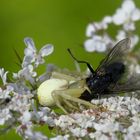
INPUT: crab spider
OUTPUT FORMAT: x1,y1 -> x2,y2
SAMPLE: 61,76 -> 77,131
37,71 -> 97,113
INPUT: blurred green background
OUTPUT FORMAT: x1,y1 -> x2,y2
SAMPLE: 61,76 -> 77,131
0,0 -> 140,139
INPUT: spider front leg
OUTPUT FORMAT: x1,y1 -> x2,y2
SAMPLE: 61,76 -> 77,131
51,71 -> 79,82
52,88 -> 97,114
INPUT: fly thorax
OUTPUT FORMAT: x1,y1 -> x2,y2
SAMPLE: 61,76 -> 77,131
86,74 -> 112,93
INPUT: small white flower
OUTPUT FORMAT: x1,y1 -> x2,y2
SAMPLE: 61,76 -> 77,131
93,122 -> 103,131
86,23 -> 96,37
112,0 -> 140,30
20,111 -> 32,123
123,22 -> 135,31
89,131 -> 102,139
84,36 -> 107,52
22,37 -> 54,68
0,68 -> 8,85
24,128 -> 48,140
15,64 -> 37,84
55,115 -> 75,129
131,8 -> 140,21
112,8 -> 126,25
86,17 -> 112,38
122,0 -> 135,11
116,30 -> 126,41
96,41 -> 106,52
50,135 -> 69,140
130,35 -> 139,48
69,127 -> 87,137
0,85 -> 14,99
84,38 -> 96,52
9,94 -> 31,113
39,44 -> 54,57
135,65 -> 140,74
102,16 -> 112,24
84,35 -> 113,52
0,108 -> 11,125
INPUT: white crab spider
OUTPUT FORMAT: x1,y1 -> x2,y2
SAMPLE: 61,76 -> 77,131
37,71 -> 97,113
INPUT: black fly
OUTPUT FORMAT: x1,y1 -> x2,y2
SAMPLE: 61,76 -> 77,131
68,38 -> 140,101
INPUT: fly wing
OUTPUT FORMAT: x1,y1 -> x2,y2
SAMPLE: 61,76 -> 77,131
95,38 -> 140,94
96,38 -> 131,72
110,72 -> 140,93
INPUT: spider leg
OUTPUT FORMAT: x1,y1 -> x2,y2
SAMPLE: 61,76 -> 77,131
51,91 -> 68,113
52,88 -> 97,113
62,98 -> 79,110
51,71 -> 78,82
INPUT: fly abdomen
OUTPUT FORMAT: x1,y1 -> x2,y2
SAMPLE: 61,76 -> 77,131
105,62 -> 125,83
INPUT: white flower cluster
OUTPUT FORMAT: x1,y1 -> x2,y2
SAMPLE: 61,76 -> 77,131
84,0 -> 140,52
13,37 -> 54,85
0,38 -> 56,139
55,96 -> 140,140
